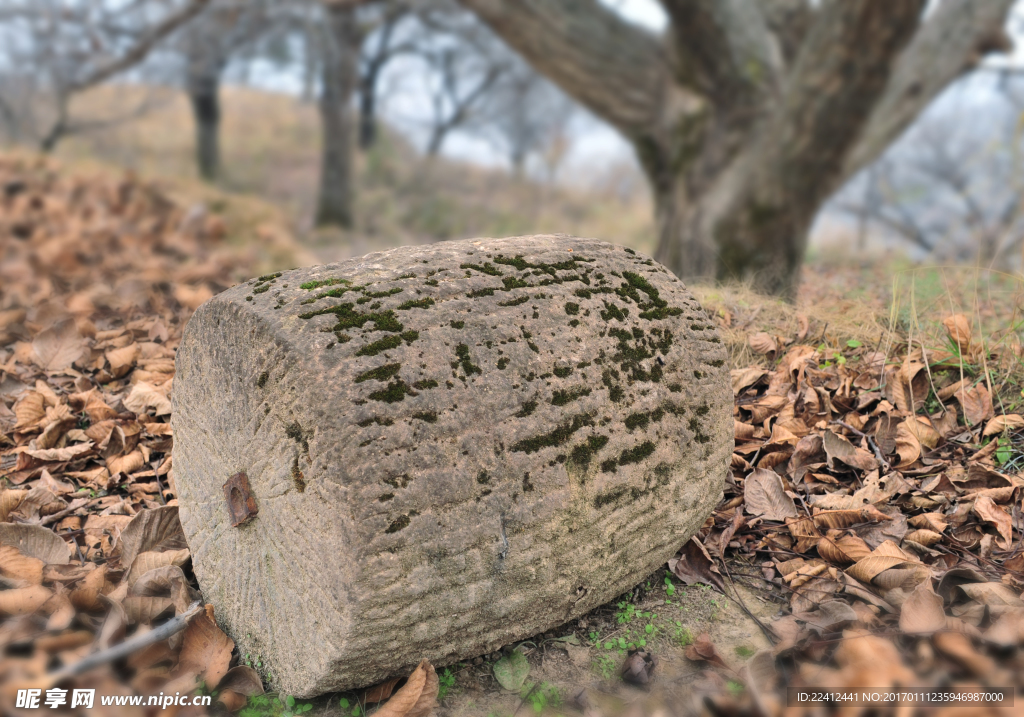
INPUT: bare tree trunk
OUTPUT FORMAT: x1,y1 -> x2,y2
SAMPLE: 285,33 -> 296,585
315,3 -> 361,228
425,124 -> 448,157
358,68 -> 378,149
457,0 -> 1015,299
187,71 -> 221,181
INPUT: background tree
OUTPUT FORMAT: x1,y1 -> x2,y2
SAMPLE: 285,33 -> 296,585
315,0 -> 364,228
834,71 -> 1024,266
455,0 -> 1015,297
357,2 -> 412,149
179,0 -> 271,180
478,56 -> 576,178
0,0 -> 208,152
412,7 -> 508,158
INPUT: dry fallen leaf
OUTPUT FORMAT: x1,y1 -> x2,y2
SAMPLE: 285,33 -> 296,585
955,382 -> 994,426
684,633 -> 730,671
374,659 -> 439,717
973,496 -> 1013,550
176,603 -> 234,690
899,581 -> 945,634
31,319 -> 86,371
823,430 -> 878,472
118,505 -> 188,567
0,523 -> 71,565
0,584 -> 52,615
123,380 -> 172,417
743,467 -> 798,521
620,649 -> 657,685
983,413 -> 1024,437
668,537 -> 725,592
748,332 -> 778,357
942,314 -> 972,353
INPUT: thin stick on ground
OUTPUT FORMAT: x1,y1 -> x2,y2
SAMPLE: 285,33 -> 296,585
47,601 -> 203,684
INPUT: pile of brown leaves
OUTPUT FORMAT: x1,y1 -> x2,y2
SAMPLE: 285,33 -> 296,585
0,157 -> 443,716
666,316 -> 1024,714
0,156 -> 264,714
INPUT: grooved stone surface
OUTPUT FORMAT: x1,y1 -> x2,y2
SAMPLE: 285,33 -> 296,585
172,235 -> 731,697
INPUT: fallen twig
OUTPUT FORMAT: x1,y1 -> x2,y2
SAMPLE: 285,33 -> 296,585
47,601 -> 203,684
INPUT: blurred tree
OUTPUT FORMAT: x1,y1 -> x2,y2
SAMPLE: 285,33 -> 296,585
478,56 -> 576,178
316,0 -> 363,228
835,74 -> 1024,266
179,0 -> 271,180
457,0 -> 1015,297
0,0 -> 209,152
358,3 -> 412,149
413,7 -> 507,157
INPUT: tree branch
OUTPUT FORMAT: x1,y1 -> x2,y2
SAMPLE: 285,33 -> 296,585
454,0 -> 666,138
752,0 -> 927,207
659,0 -> 781,104
759,0 -> 815,67
843,0 -> 1014,177
72,0 -> 212,91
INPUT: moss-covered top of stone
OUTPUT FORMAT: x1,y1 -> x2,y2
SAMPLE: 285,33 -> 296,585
230,235 -> 726,495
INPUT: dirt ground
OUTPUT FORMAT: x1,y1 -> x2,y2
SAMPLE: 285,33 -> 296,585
308,565 -> 778,717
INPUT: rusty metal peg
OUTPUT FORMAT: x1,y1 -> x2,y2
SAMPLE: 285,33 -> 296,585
223,472 -> 258,527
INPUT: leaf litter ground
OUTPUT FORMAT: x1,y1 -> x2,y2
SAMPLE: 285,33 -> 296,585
3,156 -> 1024,716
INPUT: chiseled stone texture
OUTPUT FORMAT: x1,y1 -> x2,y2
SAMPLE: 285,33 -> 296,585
172,234 -> 731,696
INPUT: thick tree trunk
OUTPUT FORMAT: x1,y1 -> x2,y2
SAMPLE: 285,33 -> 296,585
358,69 -> 377,150
315,5 -> 361,229
458,0 -> 1015,298
188,76 -> 221,181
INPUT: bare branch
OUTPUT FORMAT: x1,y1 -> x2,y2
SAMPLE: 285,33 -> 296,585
759,0 -> 815,66
659,0 -> 782,104
72,0 -> 212,90
753,0 -> 926,206
844,0 -> 1015,176
454,0 -> 666,137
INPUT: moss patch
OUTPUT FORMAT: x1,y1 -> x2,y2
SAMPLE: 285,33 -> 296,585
551,386 -> 591,406
515,399 -> 537,417
396,297 -> 434,310
300,277 -> 349,290
619,441 -> 656,465
357,335 -> 403,357
368,380 -> 418,403
511,413 -> 594,454
568,434 -> 609,470
455,344 -> 482,376
355,363 -> 402,383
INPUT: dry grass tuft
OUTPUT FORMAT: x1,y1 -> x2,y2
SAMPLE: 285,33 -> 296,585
690,281 -> 892,369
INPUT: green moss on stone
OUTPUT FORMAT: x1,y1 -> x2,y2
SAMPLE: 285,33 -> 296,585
301,277 -> 349,290
396,297 -> 434,310
460,262 -> 503,276
455,344 -> 482,375
511,413 -> 594,454
357,335 -> 403,357
619,441 -> 656,465
551,386 -> 591,406
515,399 -> 537,417
497,295 -> 529,307
568,434 -> 609,469
369,380 -> 418,403
355,363 -> 402,383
